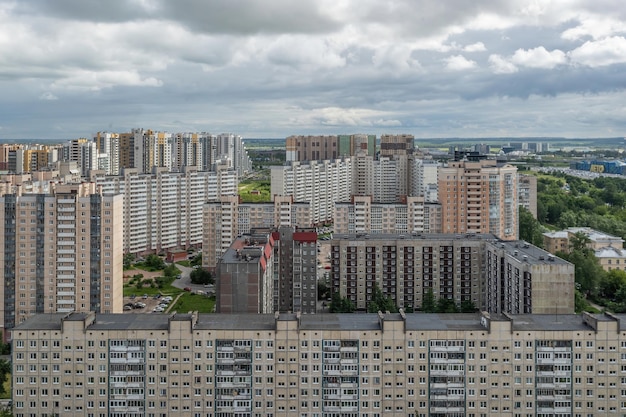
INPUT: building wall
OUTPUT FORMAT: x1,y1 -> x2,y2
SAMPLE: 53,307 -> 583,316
13,310 -> 626,417
439,160 -> 518,240
93,167 -> 237,255
0,184 -> 122,332
330,234 -> 574,315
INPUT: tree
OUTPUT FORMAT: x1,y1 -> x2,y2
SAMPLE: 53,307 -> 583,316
421,289 -> 436,313
556,232 -> 604,297
145,254 -> 165,270
190,268 -> 214,285
328,292 -> 355,313
518,206 -> 544,247
460,299 -> 477,313
0,359 -> 10,395
163,264 -> 179,278
123,253 -> 135,270
367,284 -> 398,313
436,297 -> 459,313
317,281 -> 329,300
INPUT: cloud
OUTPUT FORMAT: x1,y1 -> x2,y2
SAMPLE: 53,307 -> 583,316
1,0 -> 626,139
569,36 -> 626,67
444,55 -> 477,71
511,46 -> 567,69
463,42 -> 487,52
488,54 -> 518,74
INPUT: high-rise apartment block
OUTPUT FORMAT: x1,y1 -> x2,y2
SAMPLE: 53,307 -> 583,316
0,183 -> 123,332
330,233 -> 574,314
14,309 -> 625,417
334,195 -> 442,235
273,226 -> 318,314
216,231 -> 275,314
286,134 -> 376,162
439,159 -> 518,240
518,173 -> 538,218
379,133 -> 415,156
270,159 -> 353,225
202,196 -> 312,271
92,166 -> 237,255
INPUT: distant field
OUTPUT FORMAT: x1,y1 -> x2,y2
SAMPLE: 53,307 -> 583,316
239,179 -> 271,203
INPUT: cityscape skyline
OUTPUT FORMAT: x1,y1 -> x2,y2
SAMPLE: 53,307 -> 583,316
1,1 -> 626,140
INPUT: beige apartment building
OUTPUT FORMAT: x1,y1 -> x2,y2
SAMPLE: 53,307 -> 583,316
334,195 -> 442,235
203,196 -> 313,272
0,183 -> 123,332
12,309 -> 626,417
439,159 -> 518,240
330,234 -> 574,315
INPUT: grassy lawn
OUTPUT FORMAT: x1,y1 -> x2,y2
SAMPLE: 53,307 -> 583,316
176,260 -> 191,267
171,294 -> 215,313
238,179 -> 271,203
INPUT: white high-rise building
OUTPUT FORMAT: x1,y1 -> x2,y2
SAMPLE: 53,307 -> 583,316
93,166 -> 238,254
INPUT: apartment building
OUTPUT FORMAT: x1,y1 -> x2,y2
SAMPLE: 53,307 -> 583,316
330,233 -> 574,314
216,232 -> 275,314
286,135 -> 338,162
273,226 -> 318,314
0,183 -> 123,332
543,227 -> 626,272
270,159 -> 353,225
92,166 -> 237,255
13,309 -> 626,417
439,159 -> 518,240
518,174 -> 538,218
379,133 -> 415,157
334,196 -> 442,235
202,196 -> 312,272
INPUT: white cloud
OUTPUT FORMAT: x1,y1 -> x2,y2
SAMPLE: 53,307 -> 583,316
511,46 -> 567,69
488,54 -> 518,74
569,36 -> 626,67
50,70 -> 163,91
374,119 -> 402,127
444,55 -> 477,71
562,16 -> 626,41
463,42 -> 487,52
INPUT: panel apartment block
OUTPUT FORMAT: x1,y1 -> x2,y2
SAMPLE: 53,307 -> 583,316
93,166 -> 237,255
202,196 -> 312,272
270,159 -> 353,225
330,234 -> 574,315
0,183 -> 122,332
334,196 -> 442,235
13,310 -> 626,417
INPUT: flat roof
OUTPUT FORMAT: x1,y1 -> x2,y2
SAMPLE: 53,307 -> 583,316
12,311 -> 606,333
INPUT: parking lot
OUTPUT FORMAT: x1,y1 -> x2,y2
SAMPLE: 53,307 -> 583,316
123,293 -> 177,314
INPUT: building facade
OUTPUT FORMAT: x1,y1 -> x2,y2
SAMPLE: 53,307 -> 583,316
216,232 -> 275,314
270,159 -> 353,225
273,227 -> 318,314
0,183 -> 123,332
13,309 -> 626,417
330,234 -> 574,315
93,166 -> 237,255
334,196 -> 442,235
202,196 -> 313,272
439,159 -> 518,240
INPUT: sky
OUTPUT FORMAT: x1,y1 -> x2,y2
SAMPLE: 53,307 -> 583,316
1,0 -> 626,140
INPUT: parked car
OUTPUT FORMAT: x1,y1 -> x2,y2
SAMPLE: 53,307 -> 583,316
124,305 -> 133,311
134,302 -> 146,309
153,294 -> 161,299
184,287 -> 191,292
143,294 -> 148,299
130,294 -> 136,299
